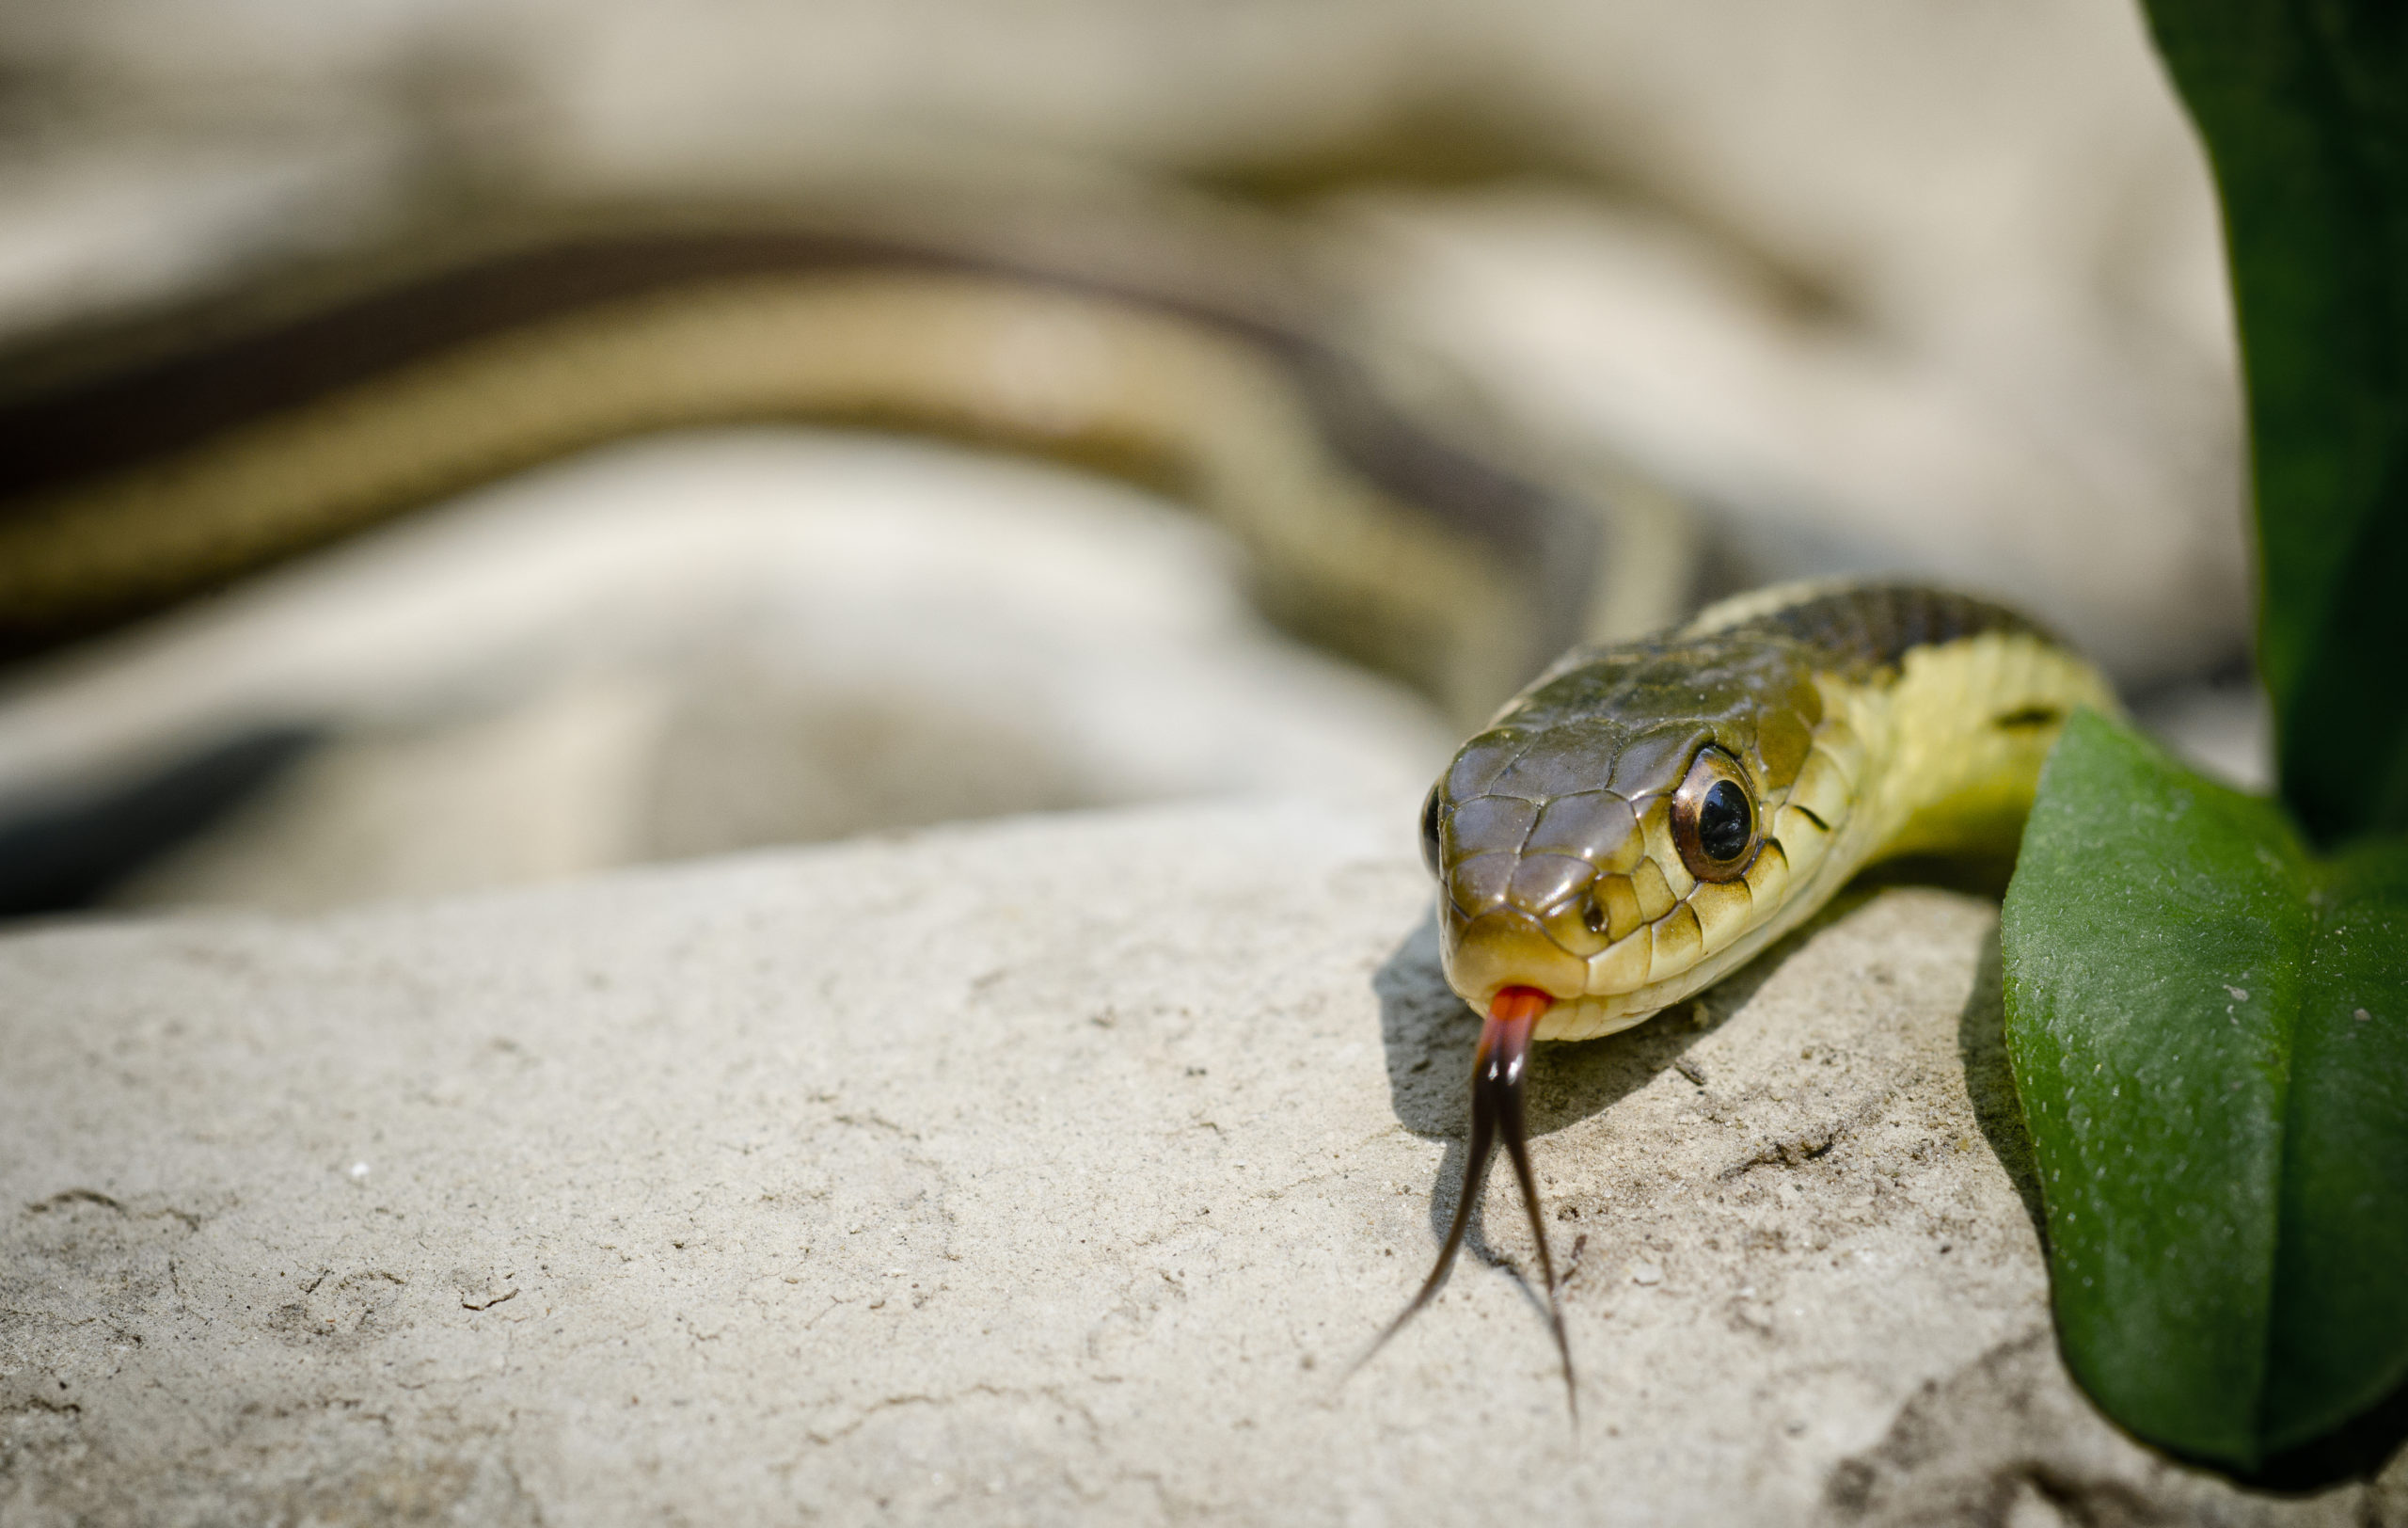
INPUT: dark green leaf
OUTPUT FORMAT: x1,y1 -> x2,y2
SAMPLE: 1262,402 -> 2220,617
2002,710 -> 2408,1472
2140,0 -> 2408,845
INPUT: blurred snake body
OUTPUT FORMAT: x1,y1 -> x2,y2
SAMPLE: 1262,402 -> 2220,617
0,193 -> 2114,1406
0,196 -> 1667,726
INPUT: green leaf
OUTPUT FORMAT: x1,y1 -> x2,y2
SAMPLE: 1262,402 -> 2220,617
2002,709 -> 2408,1472
2139,0 -> 2408,846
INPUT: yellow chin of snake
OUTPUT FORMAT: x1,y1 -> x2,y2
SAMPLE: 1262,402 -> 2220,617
1434,583 -> 2122,1043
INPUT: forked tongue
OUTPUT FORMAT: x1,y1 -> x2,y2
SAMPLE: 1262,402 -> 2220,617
1357,985 -> 1576,1415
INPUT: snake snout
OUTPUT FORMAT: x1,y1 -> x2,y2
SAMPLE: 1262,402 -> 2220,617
1431,725 -> 1679,1008
1441,904 -> 1590,1006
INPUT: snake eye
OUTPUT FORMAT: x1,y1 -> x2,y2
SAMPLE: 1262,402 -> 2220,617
1418,780 -> 1446,878
1672,745 -> 1759,883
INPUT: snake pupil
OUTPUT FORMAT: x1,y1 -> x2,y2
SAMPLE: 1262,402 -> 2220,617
1699,780 -> 1752,862
1418,783 -> 1445,877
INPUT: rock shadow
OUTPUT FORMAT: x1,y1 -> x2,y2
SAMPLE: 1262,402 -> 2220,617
1953,924 -> 2049,1251
0,724 -> 319,917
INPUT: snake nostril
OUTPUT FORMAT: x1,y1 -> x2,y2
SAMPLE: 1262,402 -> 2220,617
1581,891 -> 1608,935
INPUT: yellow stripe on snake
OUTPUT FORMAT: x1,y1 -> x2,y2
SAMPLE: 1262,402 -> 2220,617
0,196 -> 2115,1409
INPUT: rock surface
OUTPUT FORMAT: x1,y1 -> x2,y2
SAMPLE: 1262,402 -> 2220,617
2,802 -> 2394,1523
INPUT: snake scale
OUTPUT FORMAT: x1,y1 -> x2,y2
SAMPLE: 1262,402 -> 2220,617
0,191 -> 2115,1402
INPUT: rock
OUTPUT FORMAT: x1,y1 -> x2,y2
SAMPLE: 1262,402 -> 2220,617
0,802 -> 2389,1523
0,431 -> 1450,914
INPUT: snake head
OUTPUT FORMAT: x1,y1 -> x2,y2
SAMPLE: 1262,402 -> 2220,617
1420,632 -> 1859,1042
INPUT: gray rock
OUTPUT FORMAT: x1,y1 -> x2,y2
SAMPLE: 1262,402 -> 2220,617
1,803 -> 2391,1523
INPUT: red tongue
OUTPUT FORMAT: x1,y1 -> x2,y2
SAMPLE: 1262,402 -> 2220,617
1490,985 -> 1553,1026
1359,979 -> 1575,1412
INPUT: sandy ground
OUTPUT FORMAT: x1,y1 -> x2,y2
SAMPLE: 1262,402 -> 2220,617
2,800 -> 2391,1524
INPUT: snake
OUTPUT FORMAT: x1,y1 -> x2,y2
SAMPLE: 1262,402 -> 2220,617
0,187 -> 2115,1406
1383,579 -> 2116,1404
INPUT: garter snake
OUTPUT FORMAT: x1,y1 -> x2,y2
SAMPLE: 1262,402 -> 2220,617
1379,579 -> 2116,1403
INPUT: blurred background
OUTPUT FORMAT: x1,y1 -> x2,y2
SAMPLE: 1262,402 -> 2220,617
0,0 -> 2263,916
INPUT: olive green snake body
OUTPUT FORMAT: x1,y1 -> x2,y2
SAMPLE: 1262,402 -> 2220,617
0,192 -> 2115,1402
